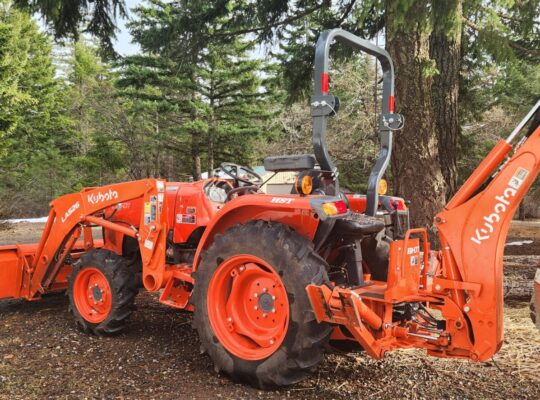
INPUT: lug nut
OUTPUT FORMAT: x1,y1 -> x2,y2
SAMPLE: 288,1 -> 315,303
254,306 -> 258,311
253,293 -> 258,298
271,308 -> 275,313
263,313 -> 268,318
271,295 -> 276,300
262,288 -> 267,293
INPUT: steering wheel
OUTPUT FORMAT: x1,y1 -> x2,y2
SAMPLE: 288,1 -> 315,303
219,162 -> 263,187
226,185 -> 260,201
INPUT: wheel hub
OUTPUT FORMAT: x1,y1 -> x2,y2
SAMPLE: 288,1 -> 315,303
92,286 -> 103,302
72,267 -> 112,324
207,255 -> 290,360
257,292 -> 274,313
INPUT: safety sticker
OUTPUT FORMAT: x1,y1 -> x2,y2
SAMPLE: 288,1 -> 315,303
144,202 -> 151,224
186,206 -> 196,214
157,181 -> 165,193
509,167 -> 529,190
150,196 -> 157,221
176,213 -> 196,224
158,193 -> 164,213
144,239 -> 154,250
410,256 -> 419,266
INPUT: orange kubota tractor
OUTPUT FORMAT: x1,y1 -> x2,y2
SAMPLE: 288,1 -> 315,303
1,29 -> 539,388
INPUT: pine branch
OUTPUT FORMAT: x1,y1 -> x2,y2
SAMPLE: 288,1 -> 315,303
215,3 -> 327,37
336,0 -> 357,26
462,16 -> 540,57
498,13 -> 540,27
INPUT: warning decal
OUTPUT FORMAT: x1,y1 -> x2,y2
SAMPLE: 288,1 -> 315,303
176,213 -> 196,224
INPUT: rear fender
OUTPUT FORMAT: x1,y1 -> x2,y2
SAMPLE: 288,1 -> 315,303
192,195 -> 320,270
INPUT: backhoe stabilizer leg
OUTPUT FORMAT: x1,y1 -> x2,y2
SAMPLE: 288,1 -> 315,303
306,284 -> 384,358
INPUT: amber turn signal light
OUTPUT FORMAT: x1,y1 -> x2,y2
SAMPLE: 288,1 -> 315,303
378,179 -> 388,196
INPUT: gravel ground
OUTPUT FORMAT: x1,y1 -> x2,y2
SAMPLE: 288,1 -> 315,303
0,221 -> 539,399
0,294 -> 538,399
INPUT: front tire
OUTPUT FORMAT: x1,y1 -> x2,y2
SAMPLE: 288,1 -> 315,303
68,249 -> 138,335
193,221 -> 332,388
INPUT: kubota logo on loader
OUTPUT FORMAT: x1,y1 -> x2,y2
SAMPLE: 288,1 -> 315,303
87,189 -> 119,205
471,168 -> 528,245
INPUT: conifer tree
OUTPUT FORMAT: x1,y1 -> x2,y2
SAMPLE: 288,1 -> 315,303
119,0 -> 279,180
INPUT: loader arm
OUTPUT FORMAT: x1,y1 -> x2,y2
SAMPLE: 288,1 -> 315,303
9,179 -> 168,300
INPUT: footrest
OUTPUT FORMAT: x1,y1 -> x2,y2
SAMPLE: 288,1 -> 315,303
334,213 -> 385,237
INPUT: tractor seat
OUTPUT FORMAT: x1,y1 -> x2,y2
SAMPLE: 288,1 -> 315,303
264,154 -> 316,172
334,213 -> 385,237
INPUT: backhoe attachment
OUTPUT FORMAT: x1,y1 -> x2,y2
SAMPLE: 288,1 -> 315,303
308,101 -> 540,362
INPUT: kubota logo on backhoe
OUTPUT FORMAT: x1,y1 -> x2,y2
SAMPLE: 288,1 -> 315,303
471,168 -> 528,245
87,189 -> 119,205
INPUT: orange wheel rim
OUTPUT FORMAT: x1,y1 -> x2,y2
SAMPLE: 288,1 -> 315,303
73,267 -> 112,324
207,255 -> 290,360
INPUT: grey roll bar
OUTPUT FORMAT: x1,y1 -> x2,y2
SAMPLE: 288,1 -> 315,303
311,29 -> 403,216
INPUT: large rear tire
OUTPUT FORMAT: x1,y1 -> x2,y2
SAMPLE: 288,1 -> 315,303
68,249 -> 138,335
193,221 -> 332,388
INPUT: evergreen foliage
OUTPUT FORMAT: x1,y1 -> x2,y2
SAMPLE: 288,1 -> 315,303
13,0 -> 126,55
119,0 -> 280,180
0,0 -> 538,220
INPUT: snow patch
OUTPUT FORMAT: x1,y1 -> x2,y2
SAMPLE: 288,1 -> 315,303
505,240 -> 533,247
4,217 -> 49,224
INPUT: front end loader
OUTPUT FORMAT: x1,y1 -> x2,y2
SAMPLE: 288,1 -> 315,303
0,29 -> 539,389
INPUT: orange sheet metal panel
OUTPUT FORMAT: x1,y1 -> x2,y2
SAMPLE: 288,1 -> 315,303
385,238 -> 421,302
0,247 -> 25,299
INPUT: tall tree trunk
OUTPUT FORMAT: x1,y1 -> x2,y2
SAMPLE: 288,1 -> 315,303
207,128 -> 215,176
385,0 -> 446,239
190,87 -> 202,181
430,0 -> 462,197
208,100 -> 216,176
192,132 -> 202,181
518,201 -> 526,221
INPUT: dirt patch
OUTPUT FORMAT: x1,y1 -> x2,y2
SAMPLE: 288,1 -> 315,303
506,220 -> 540,239
0,221 -> 539,399
0,293 -> 538,400
0,222 -> 46,245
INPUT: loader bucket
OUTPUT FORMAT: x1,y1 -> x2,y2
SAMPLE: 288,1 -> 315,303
0,241 -> 91,301
0,244 -> 33,299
